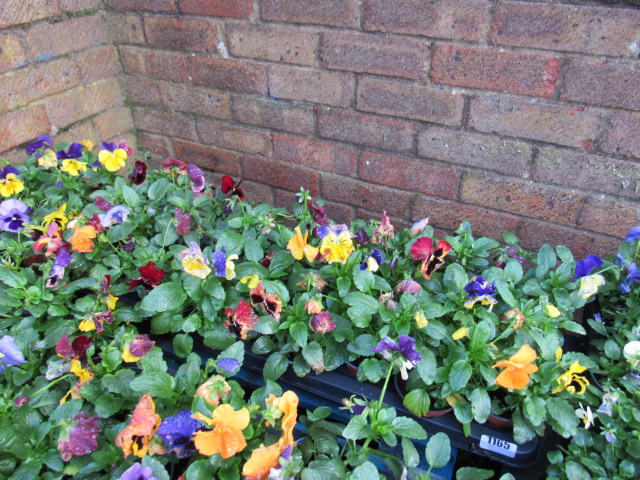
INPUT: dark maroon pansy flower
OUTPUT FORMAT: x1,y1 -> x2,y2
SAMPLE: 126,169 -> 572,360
260,251 -> 275,268
98,275 -> 112,295
129,261 -> 165,290
175,208 -> 192,236
308,199 -> 329,226
57,412 -> 102,461
87,214 -> 105,233
92,311 -> 114,335
221,175 -> 244,200
122,239 -> 136,252
355,229 -> 370,246
161,157 -> 187,175
56,335 -> 93,363
94,196 -> 115,212
129,161 -> 147,185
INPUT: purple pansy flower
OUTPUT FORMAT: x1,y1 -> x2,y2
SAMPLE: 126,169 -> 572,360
157,409 -> 202,458
310,312 -> 336,333
0,165 -> 21,179
99,205 -> 129,228
116,463 -> 158,480
187,164 -> 205,193
101,141 -> 118,152
175,208 -> 192,236
354,229 -> 369,246
211,247 -> 227,277
464,276 -> 498,311
265,444 -> 295,480
625,226 -> 640,244
57,412 -> 101,461
372,335 -> 422,380
26,135 -> 52,154
360,248 -> 384,271
572,254 -> 604,280
0,335 -> 26,372
46,246 -> 71,288
0,199 -> 30,232
94,196 -> 115,212
56,142 -> 84,160
217,357 -> 240,373
620,263 -> 640,293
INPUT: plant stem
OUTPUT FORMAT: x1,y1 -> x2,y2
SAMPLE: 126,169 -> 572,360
29,374 -> 72,401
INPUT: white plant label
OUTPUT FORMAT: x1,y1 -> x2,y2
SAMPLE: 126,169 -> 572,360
479,434 -> 517,458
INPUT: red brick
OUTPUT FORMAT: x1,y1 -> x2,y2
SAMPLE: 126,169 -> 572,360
600,113 -> 640,159
0,58 -> 81,115
173,139 -> 241,176
412,196 -> 519,241
109,13 -> 145,44
55,121 -> 98,146
275,189 -> 355,225
0,1 -> 61,29
198,118 -> 271,157
273,134 -> 356,177
179,0 -> 252,18
317,107 -> 414,153
490,1 -> 640,58
232,95 -> 315,136
321,174 -> 410,218
190,56 -> 266,94
364,0 -> 490,42
518,219 -> 619,259
159,82 -> 231,119
0,34 -> 28,75
105,0 -> 177,11
534,147 -> 640,201
227,24 -> 317,66
321,32 -> 429,80
121,46 -> 189,82
59,0 -> 101,11
94,107 -> 134,140
0,106 -> 51,152
460,173 -> 583,225
144,15 -> 218,52
359,151 -> 459,199
578,197 -> 640,239
241,156 -> 319,195
417,126 -> 532,177
357,208 -> 411,231
357,77 -> 463,126
560,59 -> 640,111
27,15 -> 110,60
468,96 -> 603,149
262,0 -> 359,28
133,106 -> 197,140
269,65 -> 352,108
139,131 -> 173,160
46,78 -> 124,128
430,46 -> 559,98
125,77 -> 162,105
75,47 -> 121,85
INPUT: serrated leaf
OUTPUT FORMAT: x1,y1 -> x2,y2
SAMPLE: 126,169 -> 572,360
130,372 -> 175,398
392,416 -> 426,439
456,467 -> 494,480
342,415 -> 371,441
448,360 -> 472,391
140,282 -> 187,313
263,352 -> 288,381
0,267 -> 27,288
403,389 -> 431,417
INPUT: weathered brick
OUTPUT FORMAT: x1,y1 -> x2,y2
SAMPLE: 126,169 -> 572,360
317,107 -> 414,153
232,95 -> 315,136
359,151 -> 459,199
518,219 -> 619,259
133,106 -> 196,140
227,24 -> 317,66
59,0 -> 101,11
173,139 -> 241,175
417,126 -> 532,177
0,106 -> 50,152
321,32 -> 429,80
105,0 -> 177,11
159,82 -> 231,119
262,0 -> 359,28
144,15 -> 218,52
240,181 -> 273,206
534,147 -> 640,201
55,121 -> 98,146
27,15 -> 110,60
109,13 -> 145,44
190,57 -> 266,94
364,0 -> 490,42
490,1 -> 640,58
273,134 -> 356,177
0,0 -> 61,29
93,107 -> 134,140
600,113 -> 640,159
357,77 -> 463,126
0,34 -> 28,75
75,46 -> 121,85
430,46 -> 559,98
125,76 -> 162,105
411,196 -> 519,241
269,65 -> 352,108
46,78 -> 124,128
275,189 -> 355,225
578,197 -> 640,239
139,131 -> 172,159
121,46 -> 188,82
460,173 -> 582,225
321,174 -> 410,218
198,118 -> 271,157
468,96 -> 604,149
0,58 -> 81,115
179,0 -> 252,18
241,156 -> 319,195
560,59 -> 640,111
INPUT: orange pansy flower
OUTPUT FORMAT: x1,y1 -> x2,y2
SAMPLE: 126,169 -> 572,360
242,441 -> 284,480
266,391 -> 298,447
193,404 -> 250,458
287,226 -> 319,262
115,394 -> 162,458
69,225 -> 97,253
492,344 -> 538,390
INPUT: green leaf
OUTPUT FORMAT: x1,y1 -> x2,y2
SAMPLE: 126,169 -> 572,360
443,263 -> 468,291
456,467 -> 494,480
523,396 -> 546,427
402,437 -> 419,468
604,339 -> 621,359
392,416 -> 427,439
469,388 -> 491,424
425,432 -> 451,469
494,279 -> 517,308
565,461 -> 591,480
289,323 -> 308,348
344,292 -> 378,327
504,260 -> 523,283
216,231 -> 244,257
148,178 -> 171,201
130,372 -> 176,398
94,394 -> 124,417
342,415 -> 371,441
546,398 -> 578,438
302,342 -> 324,371
244,241 -> 264,263
359,358 -> 384,383
403,389 -> 431,418
337,277 -> 351,297
121,184 -> 139,207
353,266 -> 375,292
307,406 -> 332,422
263,352 -> 288,381
448,360 -> 472,391
0,267 -> 27,288
140,282 -> 187,313
184,459 -> 217,479
141,456 -> 170,480
349,462 -> 380,480
173,333 -> 193,358
536,244 -> 556,278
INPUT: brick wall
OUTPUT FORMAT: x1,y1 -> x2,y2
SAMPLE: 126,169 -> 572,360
0,0 -> 133,164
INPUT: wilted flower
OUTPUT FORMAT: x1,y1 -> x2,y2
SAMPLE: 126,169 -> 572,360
354,228 -> 369,246
452,327 -> 469,340
553,361 -> 589,394
122,335 -> 155,363
157,410 -> 202,458
503,308 -> 526,329
217,358 -> 240,374
287,226 -> 319,263
118,140 -> 133,156
305,300 -> 323,315
396,279 -> 421,294
0,198 -> 30,232
597,393 -> 619,416
129,161 -> 147,185
410,217 -> 430,235
38,148 -> 58,168
578,274 -> 605,299
225,300 -> 259,340
544,304 -> 561,318
240,274 -> 260,289
415,311 -> 428,328
161,157 -> 188,175
310,312 -> 336,333
57,412 -> 102,461
372,211 -> 395,244
0,335 -> 26,372
493,344 -> 538,390
56,142 -> 84,160
195,376 -> 231,407
575,403 -> 594,429
26,134 -> 52,154
187,164 -> 206,192
250,282 -> 282,321
623,340 -> 640,368
116,394 -> 162,458
46,246 -> 71,288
